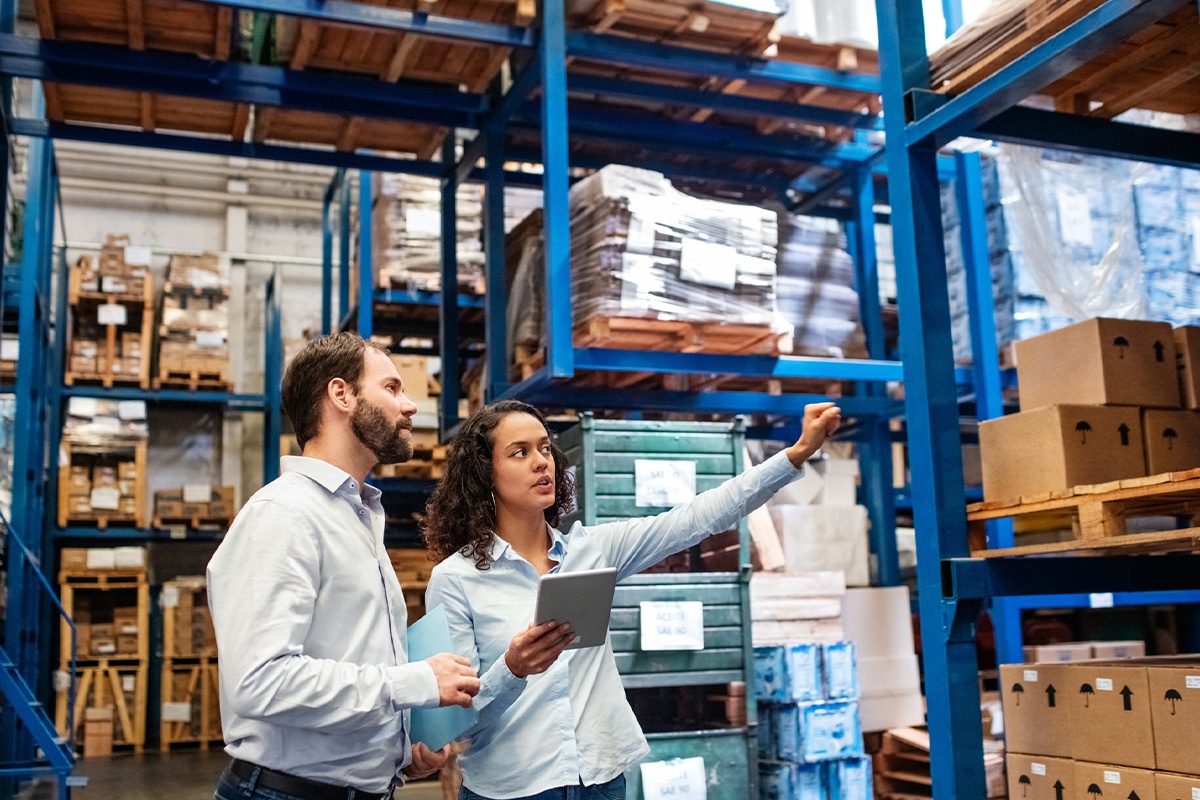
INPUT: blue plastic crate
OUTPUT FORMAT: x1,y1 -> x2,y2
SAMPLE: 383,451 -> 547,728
827,757 -> 873,800
786,643 -> 823,703
760,761 -> 823,800
758,702 -> 776,761
776,702 -> 864,763
822,642 -> 859,701
755,646 -> 788,702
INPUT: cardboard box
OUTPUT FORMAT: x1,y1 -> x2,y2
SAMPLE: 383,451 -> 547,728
1006,754 -> 1074,800
1025,643 -> 1095,663
156,500 -> 184,518
1174,326 -> 1200,410
1016,318 -> 1180,411
92,467 -> 117,488
83,711 -> 114,757
1068,664 -> 1155,769
180,502 -> 209,518
1142,409 -> 1200,475
61,548 -> 89,572
980,405 -> 1146,502
389,354 -> 431,400
154,489 -> 183,503
1091,641 -> 1147,660
1155,771 -> 1200,800
1074,763 -> 1157,800
118,462 -> 138,480
67,471 -> 92,495
67,496 -> 93,515
1147,663 -> 1200,774
70,356 -> 97,374
118,497 -> 136,516
1001,663 -> 1075,758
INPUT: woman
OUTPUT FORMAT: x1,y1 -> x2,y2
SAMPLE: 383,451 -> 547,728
423,399 -> 841,800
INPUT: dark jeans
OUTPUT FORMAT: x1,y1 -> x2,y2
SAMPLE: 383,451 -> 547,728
460,776 -> 625,800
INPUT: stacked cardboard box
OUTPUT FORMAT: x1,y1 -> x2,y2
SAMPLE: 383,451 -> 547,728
161,578 -> 216,658
158,253 -> 230,385
58,398 -> 148,525
841,587 -> 926,734
66,590 -> 142,658
1024,641 -> 1147,663
980,318 -> 1200,503
66,236 -> 153,384
153,485 -> 237,522
371,173 -> 484,292
1002,656 -> 1200,800
388,548 -> 433,624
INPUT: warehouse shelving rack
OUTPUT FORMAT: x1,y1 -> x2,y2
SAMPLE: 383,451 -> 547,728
877,1 -> 1200,798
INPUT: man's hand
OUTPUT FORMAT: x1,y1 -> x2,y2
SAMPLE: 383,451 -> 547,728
785,402 -> 842,468
424,652 -> 480,708
504,620 -> 575,679
404,743 -> 449,780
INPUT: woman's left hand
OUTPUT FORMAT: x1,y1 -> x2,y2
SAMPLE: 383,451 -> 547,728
404,743 -> 450,780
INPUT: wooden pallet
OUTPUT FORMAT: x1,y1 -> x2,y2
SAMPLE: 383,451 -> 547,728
58,442 -> 148,529
152,515 -> 233,530
55,659 -> 149,755
66,260 -> 154,389
152,372 -> 233,392
34,0 -> 235,58
372,446 -> 449,479
160,657 -> 221,751
59,569 -> 148,587
968,468 -> 1200,557
929,0 -> 1200,118
63,372 -> 146,389
578,315 -> 792,355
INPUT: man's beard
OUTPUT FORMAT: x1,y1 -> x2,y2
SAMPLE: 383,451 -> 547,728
350,396 -> 413,464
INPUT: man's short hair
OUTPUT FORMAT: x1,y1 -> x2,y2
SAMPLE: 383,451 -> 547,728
281,333 -> 388,448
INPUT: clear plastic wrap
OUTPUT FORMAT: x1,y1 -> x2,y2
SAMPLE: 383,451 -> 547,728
63,397 -> 148,452
775,213 -> 867,357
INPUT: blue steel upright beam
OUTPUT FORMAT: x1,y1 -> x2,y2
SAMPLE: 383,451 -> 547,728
846,164 -> 899,587
264,266 -> 283,484
359,172 -> 374,340
877,2 -> 983,800
541,0 -> 573,379
321,171 -> 339,335
439,139 -> 461,438
955,151 -> 1021,666
483,125 -> 509,403
338,170 -> 352,328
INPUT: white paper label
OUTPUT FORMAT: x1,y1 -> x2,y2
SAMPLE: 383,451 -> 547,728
1097,678 -> 1114,691
1057,188 -> 1094,247
1191,788 -> 1199,800
122,675 -> 135,692
97,304 -> 128,326
1024,670 -> 1039,682
1031,763 -> 1047,776
91,416 -> 121,435
1089,592 -> 1114,608
195,330 -> 224,348
101,276 -> 128,294
1186,676 -> 1200,689
634,460 -> 696,508
0,339 -> 18,361
183,484 -> 211,503
404,207 -> 441,238
640,757 -> 707,800
90,487 -> 120,511
169,525 -> 187,540
639,601 -> 705,651
679,238 -> 738,291
1104,771 -> 1121,785
117,401 -> 146,421
161,586 -> 179,608
161,702 -> 192,723
123,246 -> 152,266
53,670 -> 70,692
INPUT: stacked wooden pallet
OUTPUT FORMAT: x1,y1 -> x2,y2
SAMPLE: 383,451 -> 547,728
55,547 -> 150,756
58,398 -> 149,529
160,577 -> 221,750
155,253 -> 232,391
388,548 -> 433,624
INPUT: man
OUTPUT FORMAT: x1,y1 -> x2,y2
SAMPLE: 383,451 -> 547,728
208,332 -> 479,800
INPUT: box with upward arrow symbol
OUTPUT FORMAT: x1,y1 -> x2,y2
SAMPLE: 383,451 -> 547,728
1000,663 -> 1074,758
1072,762 -> 1156,800
1068,664 -> 1155,769
1140,410 -> 1200,476
1006,754 -> 1073,800
1147,662 -> 1200,775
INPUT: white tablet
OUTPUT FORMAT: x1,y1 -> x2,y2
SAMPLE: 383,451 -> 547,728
534,567 -> 619,650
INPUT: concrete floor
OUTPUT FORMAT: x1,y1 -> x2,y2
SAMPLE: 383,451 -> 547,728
18,750 -> 444,800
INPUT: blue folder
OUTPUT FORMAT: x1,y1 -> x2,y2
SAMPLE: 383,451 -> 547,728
407,604 -> 479,751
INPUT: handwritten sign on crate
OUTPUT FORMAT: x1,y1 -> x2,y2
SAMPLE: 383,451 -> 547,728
634,459 -> 696,508
639,601 -> 704,651
640,756 -> 707,800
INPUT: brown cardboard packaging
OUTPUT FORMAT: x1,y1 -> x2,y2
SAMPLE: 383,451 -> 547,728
156,501 -> 184,518
116,634 -> 138,655
60,548 -> 89,572
68,470 -> 92,495
1025,643 -> 1095,663
92,467 -> 117,489
83,708 -> 114,758
979,405 -> 1145,502
118,497 -> 137,516
1154,772 -> 1200,800
69,356 -> 97,374
1006,754 -> 1074,800
118,461 -> 138,480
1174,327 -> 1200,410
1016,318 -> 1181,411
1067,664 -> 1155,769
1091,641 -> 1147,660
388,354 -> 430,400
1147,664 -> 1200,775
180,502 -> 209,518
68,496 -> 92,515
1000,663 -> 1075,758
117,479 -> 136,497
154,489 -> 182,503
1141,409 -> 1200,475
1073,762 -> 1157,800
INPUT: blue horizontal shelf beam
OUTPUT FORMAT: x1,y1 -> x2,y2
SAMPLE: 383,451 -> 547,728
947,554 -> 1200,601
367,477 -> 439,496
566,31 -> 881,94
52,527 -> 224,540
572,347 -> 904,381
567,74 -> 882,131
1006,591 -> 1200,610
205,0 -> 534,48
905,0 -> 1187,148
374,288 -> 486,309
0,35 -> 487,125
975,106 -> 1200,169
60,385 -> 267,410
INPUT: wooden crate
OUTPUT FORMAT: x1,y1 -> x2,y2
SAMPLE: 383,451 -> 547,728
59,566 -> 150,664
65,255 -> 154,389
160,657 -> 221,751
57,442 -> 148,529
55,660 -> 148,755
967,468 -> 1200,557
928,0 -> 1200,118
161,578 -> 217,659
34,0 -> 235,58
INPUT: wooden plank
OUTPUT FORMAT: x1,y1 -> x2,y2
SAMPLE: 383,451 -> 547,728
214,6 -> 233,62
1052,20 -> 1196,108
290,20 -> 322,70
968,473 -> 1200,522
231,103 -> 250,141
972,526 -> 1200,558
139,92 -> 154,131
125,0 -> 145,50
34,0 -> 56,38
1094,42 -> 1200,118
381,34 -> 420,82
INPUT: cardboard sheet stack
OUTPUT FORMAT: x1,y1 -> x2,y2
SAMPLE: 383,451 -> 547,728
59,398 -> 148,525
775,214 -> 868,358
506,165 -> 791,361
841,586 -> 925,734
372,173 -> 484,292
752,571 -> 869,800
159,254 -> 230,384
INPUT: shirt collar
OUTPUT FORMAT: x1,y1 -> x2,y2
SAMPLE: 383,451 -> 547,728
486,523 -> 567,563
281,455 -> 361,495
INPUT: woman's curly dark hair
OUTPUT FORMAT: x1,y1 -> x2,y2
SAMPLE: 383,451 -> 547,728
422,400 -> 575,571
